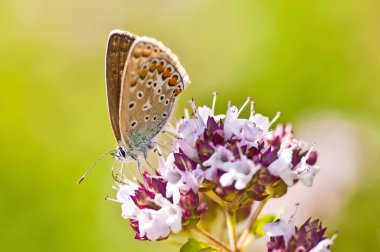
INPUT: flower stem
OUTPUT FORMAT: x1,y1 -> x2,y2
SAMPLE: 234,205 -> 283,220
225,208 -> 238,252
237,199 -> 268,250
193,226 -> 233,252
205,190 -> 225,208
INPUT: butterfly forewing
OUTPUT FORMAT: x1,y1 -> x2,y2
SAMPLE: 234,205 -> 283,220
105,30 -> 136,143
119,37 -> 189,154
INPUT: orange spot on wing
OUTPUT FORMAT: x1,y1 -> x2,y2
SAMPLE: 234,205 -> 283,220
157,64 -> 165,73
163,69 -> 172,78
139,68 -> 148,79
149,64 -> 157,72
133,50 -> 141,58
131,78 -> 138,87
173,87 -> 181,97
168,76 -> 178,86
143,49 -> 152,57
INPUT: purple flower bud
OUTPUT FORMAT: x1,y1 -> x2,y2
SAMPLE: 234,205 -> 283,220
265,217 -> 334,252
306,151 -> 318,166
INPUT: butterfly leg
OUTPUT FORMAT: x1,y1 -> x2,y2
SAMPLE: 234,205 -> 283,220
111,160 -> 125,184
119,161 -> 126,180
143,152 -> 155,173
153,141 -> 170,152
136,158 -> 142,172
135,158 -> 151,188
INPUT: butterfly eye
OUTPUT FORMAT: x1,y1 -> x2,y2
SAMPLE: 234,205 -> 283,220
144,116 -> 149,121
157,88 -> 162,94
119,147 -> 126,158
165,99 -> 170,105
159,95 -> 165,101
162,113 -> 167,118
154,48 -> 159,53
152,116 -> 157,121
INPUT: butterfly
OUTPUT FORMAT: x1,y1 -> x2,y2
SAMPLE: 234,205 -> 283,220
78,30 -> 189,184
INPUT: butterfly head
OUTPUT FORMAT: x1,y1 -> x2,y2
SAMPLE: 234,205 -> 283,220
113,145 -> 147,162
113,146 -> 129,161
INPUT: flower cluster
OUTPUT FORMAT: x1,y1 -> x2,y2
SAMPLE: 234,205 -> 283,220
109,94 -> 334,251
264,217 -> 335,252
169,94 -> 319,204
115,172 -> 206,241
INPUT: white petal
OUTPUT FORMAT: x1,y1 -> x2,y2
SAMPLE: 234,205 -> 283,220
203,146 -> 235,181
264,218 -> 296,244
117,184 -> 135,202
219,171 -> 235,187
121,203 -> 138,219
250,113 -> 270,130
263,219 -> 289,236
309,238 -> 333,252
295,156 -> 320,187
268,147 -> 294,185
176,139 -> 199,161
279,169 -> 295,186
197,105 -> 213,124
219,157 -> 259,190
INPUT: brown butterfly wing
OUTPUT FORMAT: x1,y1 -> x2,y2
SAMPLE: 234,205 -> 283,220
105,30 -> 136,143
119,37 -> 189,155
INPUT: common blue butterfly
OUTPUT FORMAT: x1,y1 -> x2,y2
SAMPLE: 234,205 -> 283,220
78,30 -> 189,183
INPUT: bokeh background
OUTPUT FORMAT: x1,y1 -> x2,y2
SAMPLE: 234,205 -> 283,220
1,0 -> 380,251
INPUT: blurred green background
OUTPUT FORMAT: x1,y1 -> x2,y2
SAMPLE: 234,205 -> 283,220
1,0 -> 380,251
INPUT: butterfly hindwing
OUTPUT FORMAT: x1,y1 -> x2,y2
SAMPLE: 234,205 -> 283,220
119,37 -> 189,155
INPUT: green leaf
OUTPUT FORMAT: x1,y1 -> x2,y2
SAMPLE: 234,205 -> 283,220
180,238 -> 220,252
251,214 -> 276,238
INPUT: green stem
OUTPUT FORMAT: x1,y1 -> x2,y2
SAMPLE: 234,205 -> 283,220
237,199 -> 268,250
193,226 -> 233,252
225,208 -> 238,252
205,190 -> 225,208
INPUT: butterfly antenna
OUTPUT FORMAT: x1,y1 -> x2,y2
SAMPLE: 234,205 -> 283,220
77,149 -> 115,184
